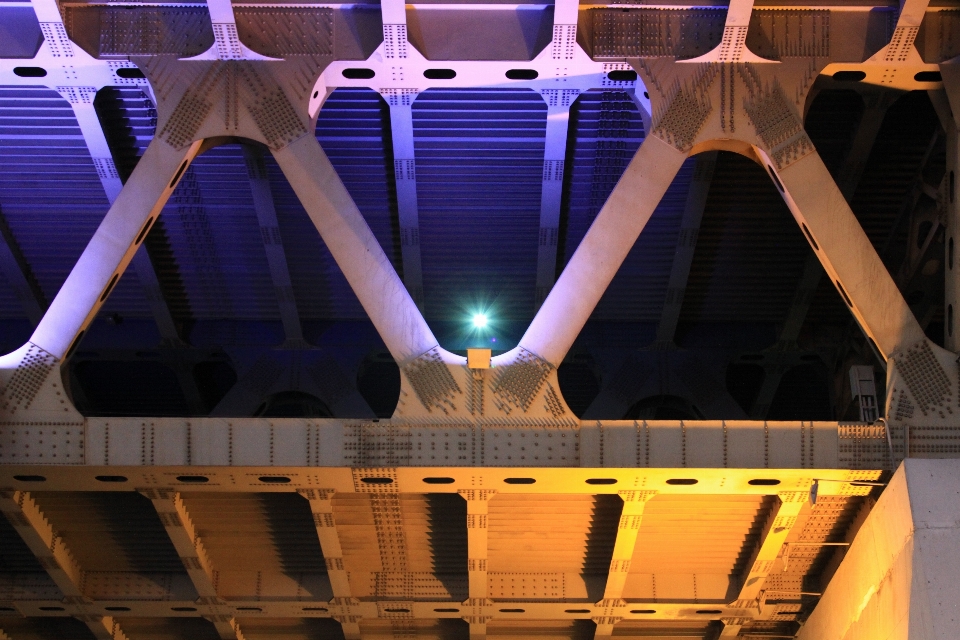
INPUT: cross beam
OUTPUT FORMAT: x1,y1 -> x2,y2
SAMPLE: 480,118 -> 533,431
139,489 -> 242,639
0,490 -> 132,640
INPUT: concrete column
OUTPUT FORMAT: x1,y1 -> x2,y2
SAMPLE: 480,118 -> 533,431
797,459 -> 960,640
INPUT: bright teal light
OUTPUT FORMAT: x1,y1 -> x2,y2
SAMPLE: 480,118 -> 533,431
472,313 -> 488,328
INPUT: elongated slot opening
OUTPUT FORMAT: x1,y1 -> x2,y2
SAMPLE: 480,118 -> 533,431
169,160 -> 189,189
135,217 -> 154,245
835,280 -> 853,308
99,273 -> 120,302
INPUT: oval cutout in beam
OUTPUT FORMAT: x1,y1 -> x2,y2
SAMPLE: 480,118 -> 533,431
607,70 -> 637,81
116,67 -> 145,79
342,68 -> 376,79
424,68 -> 456,80
506,69 -> 538,80
177,475 -> 209,483
915,71 -> 942,82
13,67 -> 46,77
832,70 -> 865,82
95,475 -> 128,483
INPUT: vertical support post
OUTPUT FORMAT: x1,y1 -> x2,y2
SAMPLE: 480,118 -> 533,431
460,490 -> 494,640
381,0 -> 410,75
655,152 -> 716,345
298,490 -> 361,640
535,92 -> 575,308
593,491 -> 655,639
551,0 -> 578,62
383,89 -> 425,309
241,144 -> 305,345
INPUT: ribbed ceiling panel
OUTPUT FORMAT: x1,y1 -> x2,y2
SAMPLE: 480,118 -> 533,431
413,88 -> 545,322
0,86 -> 150,319
0,617 -> 98,640
113,618 -> 222,640
487,494 -> 620,601
610,621 -> 714,639
487,620 -> 596,639
359,619 -> 468,640
181,493 -> 327,575
31,492 -> 186,573
166,145 -> 278,320
626,494 -> 769,602
331,493 -> 468,599
0,511 -> 47,573
0,245 -> 28,318
237,618 -> 347,640
679,152 -> 807,324
316,88 -> 400,273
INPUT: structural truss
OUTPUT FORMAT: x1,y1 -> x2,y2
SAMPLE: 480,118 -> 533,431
1,0 -> 960,638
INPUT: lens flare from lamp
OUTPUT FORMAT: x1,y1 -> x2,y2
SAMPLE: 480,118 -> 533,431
472,313 -> 488,329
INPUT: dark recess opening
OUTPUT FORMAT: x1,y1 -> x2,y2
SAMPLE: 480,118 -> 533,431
726,362 -> 765,414
193,360 -> 237,412
342,68 -> 375,79
116,67 -> 145,79
424,68 -> 457,79
832,70 -> 865,82
357,351 -> 401,417
13,67 -> 46,77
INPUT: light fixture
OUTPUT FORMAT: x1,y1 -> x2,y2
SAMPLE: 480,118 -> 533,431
472,313 -> 488,328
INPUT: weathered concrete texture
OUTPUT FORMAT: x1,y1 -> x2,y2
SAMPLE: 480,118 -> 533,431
798,458 -> 960,640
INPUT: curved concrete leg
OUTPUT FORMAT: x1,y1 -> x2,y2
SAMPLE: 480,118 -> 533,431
271,134 -> 444,366
0,138 -> 203,422
503,135 -> 688,368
